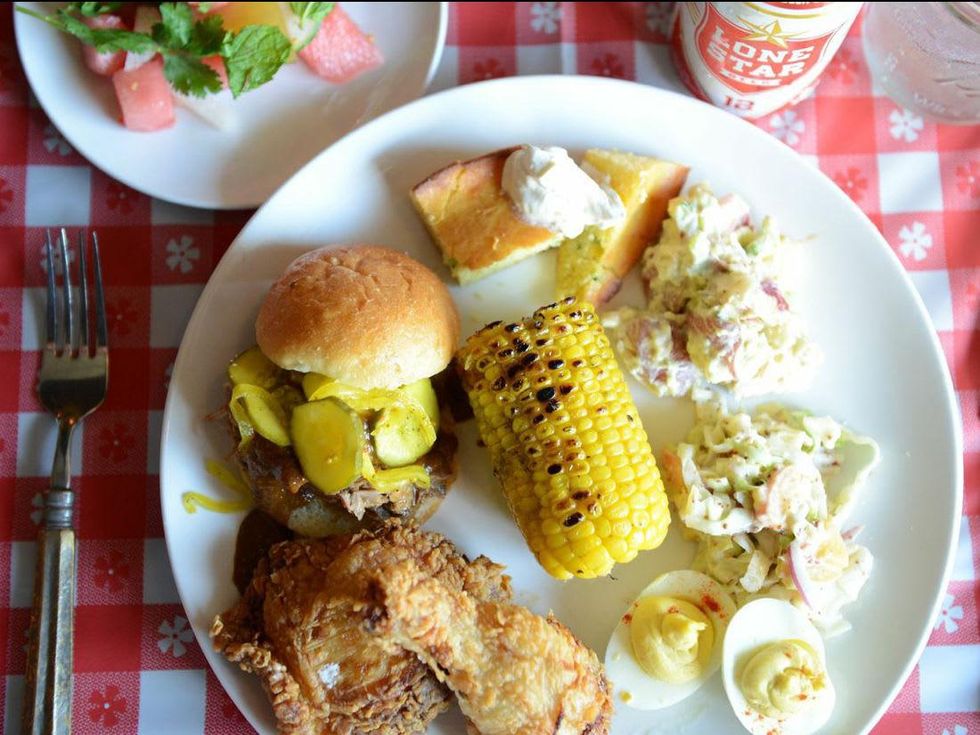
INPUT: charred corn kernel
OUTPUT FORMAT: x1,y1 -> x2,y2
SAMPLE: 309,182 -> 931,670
457,297 -> 670,580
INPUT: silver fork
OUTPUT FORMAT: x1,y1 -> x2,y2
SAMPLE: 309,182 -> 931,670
24,229 -> 109,735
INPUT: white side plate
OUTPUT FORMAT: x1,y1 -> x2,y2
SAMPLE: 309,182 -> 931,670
14,2 -> 447,209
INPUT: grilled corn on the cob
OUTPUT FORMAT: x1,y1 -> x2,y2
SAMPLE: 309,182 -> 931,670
457,297 -> 670,579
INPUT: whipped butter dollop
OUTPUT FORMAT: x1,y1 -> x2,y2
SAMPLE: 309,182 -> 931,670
502,144 -> 625,238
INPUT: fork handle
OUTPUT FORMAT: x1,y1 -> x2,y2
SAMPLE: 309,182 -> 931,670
24,518 -> 76,735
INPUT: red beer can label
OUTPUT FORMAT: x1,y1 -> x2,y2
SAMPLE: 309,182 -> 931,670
672,2 -> 863,118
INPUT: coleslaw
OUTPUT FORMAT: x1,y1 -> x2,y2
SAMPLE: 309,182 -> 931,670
662,396 -> 880,635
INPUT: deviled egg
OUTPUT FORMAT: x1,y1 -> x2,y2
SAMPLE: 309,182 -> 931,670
722,598 -> 835,735
604,570 -> 736,710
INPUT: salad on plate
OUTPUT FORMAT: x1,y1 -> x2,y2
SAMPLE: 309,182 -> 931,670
662,397 -> 881,635
606,183 -> 821,398
17,1 -> 384,131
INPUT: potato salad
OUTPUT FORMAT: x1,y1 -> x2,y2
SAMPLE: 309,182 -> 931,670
606,183 -> 820,398
662,397 -> 880,635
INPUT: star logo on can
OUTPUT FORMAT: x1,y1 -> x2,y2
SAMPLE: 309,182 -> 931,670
695,3 -> 835,93
737,18 -> 803,48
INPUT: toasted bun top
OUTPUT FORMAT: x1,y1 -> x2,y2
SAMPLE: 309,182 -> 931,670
256,245 -> 460,389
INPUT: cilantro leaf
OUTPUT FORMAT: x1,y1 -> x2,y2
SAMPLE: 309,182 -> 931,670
289,2 -> 334,27
152,4 -> 227,97
222,24 -> 291,97
153,2 -> 195,48
187,14 -> 227,56
152,5 -> 226,61
62,11 -> 157,53
16,6 -> 158,54
194,2 -> 214,12
162,53 -> 223,97
70,2 -> 123,16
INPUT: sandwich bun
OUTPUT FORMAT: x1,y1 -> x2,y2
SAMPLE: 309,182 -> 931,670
256,245 -> 460,390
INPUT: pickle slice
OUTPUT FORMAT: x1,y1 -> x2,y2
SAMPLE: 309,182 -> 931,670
230,384 -> 291,447
301,374 -> 437,468
228,346 -> 281,389
271,384 -> 305,419
364,461 -> 431,493
372,402 -> 437,468
397,378 -> 440,428
304,374 -> 390,411
302,372 -> 333,400
228,392 -> 255,447
304,373 -> 433,419
291,397 -> 365,494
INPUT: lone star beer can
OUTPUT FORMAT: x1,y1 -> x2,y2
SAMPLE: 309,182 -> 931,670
671,2 -> 863,119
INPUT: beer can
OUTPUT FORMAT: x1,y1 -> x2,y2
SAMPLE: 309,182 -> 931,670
671,2 -> 863,119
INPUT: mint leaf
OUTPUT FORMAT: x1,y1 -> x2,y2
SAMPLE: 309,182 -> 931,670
194,2 -> 214,12
162,53 -> 222,97
289,2 -> 334,27
222,24 -> 291,97
154,2 -> 195,48
70,2 -> 123,16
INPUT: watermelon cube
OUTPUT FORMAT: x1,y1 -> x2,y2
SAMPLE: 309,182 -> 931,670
298,6 -> 384,84
82,15 -> 127,76
112,58 -> 175,132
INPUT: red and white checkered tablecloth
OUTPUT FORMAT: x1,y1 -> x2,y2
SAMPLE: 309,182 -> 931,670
0,3 -> 978,734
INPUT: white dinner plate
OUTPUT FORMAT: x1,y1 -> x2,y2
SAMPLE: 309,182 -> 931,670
160,76 -> 962,734
13,1 -> 447,209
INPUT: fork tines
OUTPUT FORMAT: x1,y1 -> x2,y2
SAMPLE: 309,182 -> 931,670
45,228 -> 108,357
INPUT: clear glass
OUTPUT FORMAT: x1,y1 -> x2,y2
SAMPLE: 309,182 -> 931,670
863,2 -> 980,125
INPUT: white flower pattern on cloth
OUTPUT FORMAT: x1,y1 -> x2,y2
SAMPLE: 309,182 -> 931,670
158,615 -> 195,657
889,108 -> 924,143
165,235 -> 200,273
530,2 -> 561,34
898,221 -> 933,262
645,2 -> 674,34
934,593 -> 964,634
769,110 -> 805,147
942,726 -> 968,735
42,124 -> 72,156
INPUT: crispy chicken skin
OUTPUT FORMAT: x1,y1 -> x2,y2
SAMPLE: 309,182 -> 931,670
211,523 -> 511,735
366,562 -> 613,735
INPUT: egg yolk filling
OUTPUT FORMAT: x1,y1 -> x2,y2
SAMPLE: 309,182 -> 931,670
738,639 -> 827,719
630,596 -> 712,684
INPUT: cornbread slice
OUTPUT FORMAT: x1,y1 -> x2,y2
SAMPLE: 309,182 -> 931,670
557,150 -> 688,305
410,148 -> 563,284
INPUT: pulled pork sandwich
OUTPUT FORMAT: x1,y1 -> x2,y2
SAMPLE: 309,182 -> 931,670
225,244 -> 460,537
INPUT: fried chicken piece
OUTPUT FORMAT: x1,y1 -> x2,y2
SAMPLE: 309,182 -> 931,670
211,522 -> 511,735
367,562 -> 613,735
